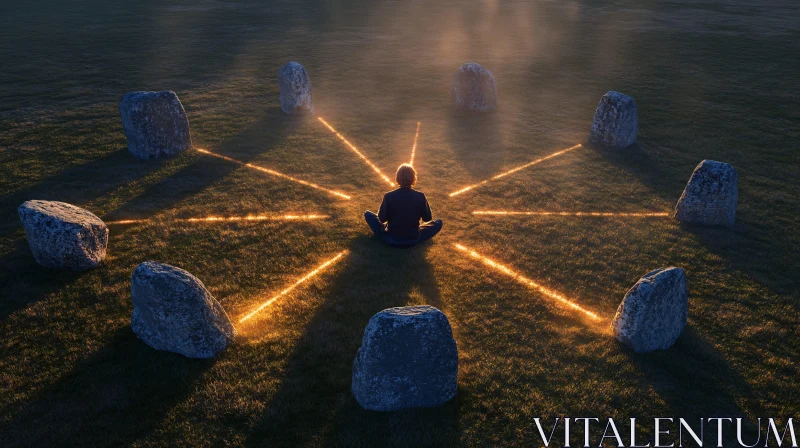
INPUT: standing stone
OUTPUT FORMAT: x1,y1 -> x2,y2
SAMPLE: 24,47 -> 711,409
131,261 -> 236,359
352,305 -> 458,411
611,267 -> 688,353
18,200 -> 108,270
450,62 -> 498,113
674,160 -> 738,228
119,90 -> 192,160
589,91 -> 638,149
278,61 -> 314,115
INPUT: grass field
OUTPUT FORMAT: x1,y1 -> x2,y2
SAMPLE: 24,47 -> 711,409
1,0 -> 798,446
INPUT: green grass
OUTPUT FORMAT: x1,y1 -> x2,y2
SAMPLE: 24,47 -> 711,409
1,0 -> 798,446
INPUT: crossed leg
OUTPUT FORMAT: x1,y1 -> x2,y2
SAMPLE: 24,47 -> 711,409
364,211 -> 443,247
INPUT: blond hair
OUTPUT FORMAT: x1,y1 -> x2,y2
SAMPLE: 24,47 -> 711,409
395,164 -> 417,187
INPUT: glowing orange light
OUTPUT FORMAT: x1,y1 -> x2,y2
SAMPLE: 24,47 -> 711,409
195,148 -> 351,200
472,211 -> 669,217
453,243 -> 601,321
448,144 -> 583,197
105,219 -> 145,225
239,250 -> 348,323
105,214 -> 330,225
183,214 -> 330,222
317,117 -> 395,187
409,121 -> 421,166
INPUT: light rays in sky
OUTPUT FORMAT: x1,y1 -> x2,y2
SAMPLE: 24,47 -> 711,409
453,243 -> 601,321
195,148 -> 351,200
105,214 -> 330,225
448,144 -> 583,197
239,250 -> 348,323
409,121 -> 421,166
317,117 -> 395,187
472,211 -> 669,218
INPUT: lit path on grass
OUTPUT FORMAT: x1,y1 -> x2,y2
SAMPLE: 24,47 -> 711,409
196,148 -> 351,200
106,214 -> 330,225
409,121 -> 421,166
239,250 -> 348,323
472,211 -> 669,218
453,243 -> 601,321
448,144 -> 582,197
317,117 -> 395,187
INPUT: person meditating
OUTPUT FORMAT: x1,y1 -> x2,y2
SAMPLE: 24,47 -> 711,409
364,164 -> 443,248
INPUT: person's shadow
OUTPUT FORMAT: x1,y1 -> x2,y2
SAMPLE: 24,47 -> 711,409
241,234 -> 461,447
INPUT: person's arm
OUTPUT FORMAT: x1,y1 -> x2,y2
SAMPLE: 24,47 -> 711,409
421,194 -> 433,222
378,194 -> 389,223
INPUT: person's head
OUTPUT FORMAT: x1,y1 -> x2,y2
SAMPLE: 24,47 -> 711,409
395,163 -> 417,188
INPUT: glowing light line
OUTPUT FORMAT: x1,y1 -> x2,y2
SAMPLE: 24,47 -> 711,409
105,214 -> 330,225
410,121 -> 421,166
317,117 -> 395,187
239,251 -> 348,323
453,243 -> 601,321
105,219 -> 144,225
195,148 -> 351,200
473,211 -> 669,217
182,214 -> 330,222
448,144 -> 582,197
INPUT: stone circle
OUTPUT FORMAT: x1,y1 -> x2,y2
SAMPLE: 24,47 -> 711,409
611,267 -> 688,353
18,200 -> 108,270
119,90 -> 192,160
352,305 -> 458,411
450,62 -> 498,113
131,261 -> 236,359
674,159 -> 738,228
278,61 -> 314,115
589,91 -> 638,149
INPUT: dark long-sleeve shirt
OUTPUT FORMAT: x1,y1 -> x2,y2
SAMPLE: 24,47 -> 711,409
377,187 -> 433,241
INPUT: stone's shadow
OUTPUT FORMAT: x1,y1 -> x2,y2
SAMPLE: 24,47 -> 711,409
0,326 -> 213,448
243,234 -> 460,447
0,149 -> 167,236
622,326 -> 762,444
591,142 -> 686,204
103,108 -> 308,221
680,221 -> 798,296
446,112 -> 507,178
0,235 -> 94,322
209,107 -> 309,161
596,141 -> 799,295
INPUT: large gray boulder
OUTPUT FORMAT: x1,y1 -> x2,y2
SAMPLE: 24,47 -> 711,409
119,90 -> 192,159
611,267 -> 688,353
278,61 -> 313,115
352,305 -> 458,411
18,200 -> 108,270
131,261 -> 236,359
589,91 -> 638,149
451,62 -> 498,113
674,160 -> 738,228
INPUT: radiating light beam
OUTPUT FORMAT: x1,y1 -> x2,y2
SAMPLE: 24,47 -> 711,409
453,243 -> 601,321
104,219 -> 145,225
409,121 -> 421,166
317,117 -> 395,187
448,144 -> 583,197
105,214 -> 330,225
473,211 -> 669,217
239,250 -> 348,323
195,148 -> 351,200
